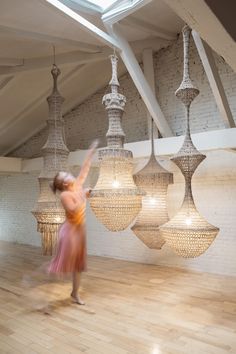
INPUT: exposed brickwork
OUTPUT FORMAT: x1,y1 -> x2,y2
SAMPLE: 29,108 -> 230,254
10,36 -> 236,158
2,37 -> 236,276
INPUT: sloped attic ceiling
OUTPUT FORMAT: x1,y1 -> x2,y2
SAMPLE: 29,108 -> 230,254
0,0 -> 184,156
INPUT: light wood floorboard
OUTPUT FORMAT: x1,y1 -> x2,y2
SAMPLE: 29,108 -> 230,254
0,241 -> 236,354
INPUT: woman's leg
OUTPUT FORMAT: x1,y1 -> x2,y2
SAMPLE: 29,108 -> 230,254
71,272 -> 85,305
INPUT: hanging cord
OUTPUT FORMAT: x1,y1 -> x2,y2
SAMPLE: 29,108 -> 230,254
52,45 -> 61,216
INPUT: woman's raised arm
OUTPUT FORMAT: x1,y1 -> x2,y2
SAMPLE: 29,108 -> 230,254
75,140 -> 98,187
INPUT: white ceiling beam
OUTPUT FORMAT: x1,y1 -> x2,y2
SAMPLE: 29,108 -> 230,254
102,0 -> 153,25
0,24 -> 100,53
121,16 -> 176,40
45,0 -> 121,49
108,24 -> 173,137
142,48 -> 155,138
163,0 -> 236,73
130,128 -> 236,158
2,128 -> 236,172
192,30 -> 235,128
0,49 -> 111,76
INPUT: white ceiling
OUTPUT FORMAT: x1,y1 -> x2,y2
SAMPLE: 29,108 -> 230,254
1,0 -> 234,156
0,0 -> 184,156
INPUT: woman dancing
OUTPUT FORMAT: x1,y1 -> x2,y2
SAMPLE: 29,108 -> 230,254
48,140 -> 98,305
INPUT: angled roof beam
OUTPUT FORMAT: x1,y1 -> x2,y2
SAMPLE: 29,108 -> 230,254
192,30 -> 235,128
108,24 -> 173,137
0,25 -> 100,53
163,0 -> 236,73
121,16 -> 176,40
142,48 -> 156,138
102,0 -> 153,25
45,0 -> 121,49
0,49 -> 111,76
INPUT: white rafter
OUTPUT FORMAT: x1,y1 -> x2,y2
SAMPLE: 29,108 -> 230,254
192,30 -> 235,128
142,48 -> 155,137
45,0 -> 121,49
163,0 -> 236,73
108,24 -> 173,137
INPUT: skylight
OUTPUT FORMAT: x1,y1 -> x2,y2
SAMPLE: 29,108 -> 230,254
86,0 -> 117,10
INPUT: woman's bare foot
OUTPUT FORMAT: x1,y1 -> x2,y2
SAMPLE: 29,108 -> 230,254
71,292 -> 85,305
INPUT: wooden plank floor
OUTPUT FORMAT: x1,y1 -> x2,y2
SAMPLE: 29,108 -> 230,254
0,241 -> 236,354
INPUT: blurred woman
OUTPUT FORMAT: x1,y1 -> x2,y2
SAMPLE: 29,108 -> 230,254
49,140 -> 98,304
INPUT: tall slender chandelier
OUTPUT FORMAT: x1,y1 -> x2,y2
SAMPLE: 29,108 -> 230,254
89,54 -> 143,231
32,63 -> 69,255
159,25 -> 219,258
131,119 -> 173,249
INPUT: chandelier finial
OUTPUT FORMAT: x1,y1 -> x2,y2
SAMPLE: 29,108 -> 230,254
175,25 -> 199,107
51,63 -> 61,93
109,54 -> 120,93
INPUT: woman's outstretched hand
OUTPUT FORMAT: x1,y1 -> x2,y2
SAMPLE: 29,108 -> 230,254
89,139 -> 99,151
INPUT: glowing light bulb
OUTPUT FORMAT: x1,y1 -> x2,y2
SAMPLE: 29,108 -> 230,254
148,197 -> 157,205
152,345 -> 161,354
185,217 -> 192,226
112,180 -> 120,188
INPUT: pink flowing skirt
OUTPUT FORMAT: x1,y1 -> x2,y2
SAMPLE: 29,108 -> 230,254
48,221 -> 87,273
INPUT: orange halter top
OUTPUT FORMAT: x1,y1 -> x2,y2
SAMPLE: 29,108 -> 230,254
66,203 -> 85,225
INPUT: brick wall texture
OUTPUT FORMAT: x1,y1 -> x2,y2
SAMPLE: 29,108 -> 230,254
1,36 -> 236,276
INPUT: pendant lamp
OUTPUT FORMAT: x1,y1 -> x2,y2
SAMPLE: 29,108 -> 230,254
159,25 -> 219,258
131,119 -> 173,249
89,54 -> 143,231
32,64 -> 69,255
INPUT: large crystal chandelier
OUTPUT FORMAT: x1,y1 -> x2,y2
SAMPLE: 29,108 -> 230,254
89,55 -> 143,231
131,119 -> 173,249
32,64 -> 69,255
159,25 -> 219,258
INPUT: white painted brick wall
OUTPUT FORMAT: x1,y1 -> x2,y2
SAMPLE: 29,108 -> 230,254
86,150 -> 236,276
0,172 -> 40,247
1,150 -> 235,276
154,36 -> 236,135
10,36 -> 236,158
2,37 -> 236,276
11,71 -> 148,158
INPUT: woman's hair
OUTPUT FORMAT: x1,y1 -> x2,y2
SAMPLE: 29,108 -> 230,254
51,172 -> 66,194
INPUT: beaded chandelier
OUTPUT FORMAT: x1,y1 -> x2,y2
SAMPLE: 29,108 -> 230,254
159,25 -> 219,258
131,119 -> 173,249
89,55 -> 143,231
32,64 -> 69,255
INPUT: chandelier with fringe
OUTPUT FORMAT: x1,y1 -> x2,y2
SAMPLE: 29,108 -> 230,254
159,25 -> 219,258
89,54 -> 143,231
32,64 -> 69,255
131,119 -> 173,249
